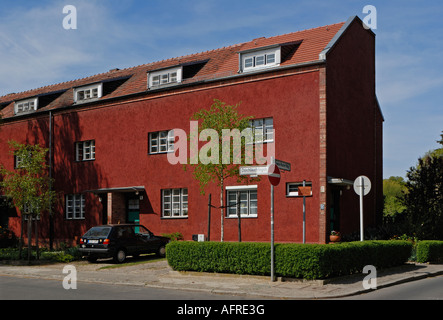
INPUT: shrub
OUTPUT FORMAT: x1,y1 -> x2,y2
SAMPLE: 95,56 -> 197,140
161,232 -> 184,241
416,241 -> 443,263
166,240 -> 412,280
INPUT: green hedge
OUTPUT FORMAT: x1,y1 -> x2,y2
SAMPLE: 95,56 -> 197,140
416,241 -> 443,263
166,240 -> 412,280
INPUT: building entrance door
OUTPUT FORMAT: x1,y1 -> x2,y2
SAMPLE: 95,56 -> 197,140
127,197 -> 140,226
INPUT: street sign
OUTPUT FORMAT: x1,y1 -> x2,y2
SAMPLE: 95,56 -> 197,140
298,186 -> 312,197
354,175 -> 372,242
268,164 -> 281,186
275,159 -> 291,172
239,166 -> 269,176
354,176 -> 371,196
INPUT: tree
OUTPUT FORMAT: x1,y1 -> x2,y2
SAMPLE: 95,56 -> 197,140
185,99 -> 259,241
0,141 -> 56,262
383,176 -> 407,218
403,132 -> 443,240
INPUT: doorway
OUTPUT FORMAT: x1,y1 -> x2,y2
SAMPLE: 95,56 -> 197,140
330,188 -> 341,232
127,197 -> 140,225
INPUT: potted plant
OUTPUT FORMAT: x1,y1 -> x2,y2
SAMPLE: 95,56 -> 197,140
330,231 -> 341,243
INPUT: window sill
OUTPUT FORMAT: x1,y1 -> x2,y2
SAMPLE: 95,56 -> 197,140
226,215 -> 258,219
148,151 -> 174,156
161,216 -> 188,220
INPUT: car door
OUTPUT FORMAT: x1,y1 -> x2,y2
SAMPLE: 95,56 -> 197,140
115,226 -> 138,255
135,225 -> 160,254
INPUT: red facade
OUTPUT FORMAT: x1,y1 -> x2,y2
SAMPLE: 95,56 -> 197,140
0,16 -> 383,245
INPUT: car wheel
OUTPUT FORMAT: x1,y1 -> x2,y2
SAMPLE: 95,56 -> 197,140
114,249 -> 126,263
157,245 -> 166,258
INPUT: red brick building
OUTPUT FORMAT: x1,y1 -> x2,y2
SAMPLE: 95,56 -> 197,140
0,16 -> 383,245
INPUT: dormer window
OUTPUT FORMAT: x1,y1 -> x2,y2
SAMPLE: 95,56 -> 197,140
14,97 -> 38,115
148,67 -> 182,89
74,83 -> 102,103
240,47 -> 281,72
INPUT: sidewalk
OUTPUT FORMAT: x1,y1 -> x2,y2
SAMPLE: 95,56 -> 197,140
1,259 -> 442,299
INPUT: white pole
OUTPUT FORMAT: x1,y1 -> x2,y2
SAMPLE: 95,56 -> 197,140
360,176 -> 364,242
270,157 -> 275,282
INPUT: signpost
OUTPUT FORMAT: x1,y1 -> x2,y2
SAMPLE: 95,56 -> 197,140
298,181 -> 313,244
354,176 -> 371,242
240,158 -> 289,282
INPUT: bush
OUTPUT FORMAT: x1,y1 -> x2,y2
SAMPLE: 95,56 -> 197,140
161,232 -> 184,241
416,241 -> 443,263
166,240 -> 412,280
0,246 -> 81,262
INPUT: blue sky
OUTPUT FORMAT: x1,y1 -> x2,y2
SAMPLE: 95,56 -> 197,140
0,0 -> 442,179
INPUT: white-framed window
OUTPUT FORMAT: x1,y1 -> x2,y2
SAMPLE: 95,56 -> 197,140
162,188 -> 188,218
14,97 -> 38,115
75,140 -> 96,161
14,155 -> 24,169
74,83 -> 102,103
66,194 -> 85,220
241,47 -> 280,72
149,130 -> 174,154
22,203 -> 40,220
250,118 -> 274,143
148,67 -> 182,88
226,185 -> 258,218
286,182 -> 313,197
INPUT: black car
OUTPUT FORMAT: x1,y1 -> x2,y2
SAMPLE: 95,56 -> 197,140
78,224 -> 170,263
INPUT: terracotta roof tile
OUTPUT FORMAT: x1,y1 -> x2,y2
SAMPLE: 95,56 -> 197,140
0,21 -> 345,118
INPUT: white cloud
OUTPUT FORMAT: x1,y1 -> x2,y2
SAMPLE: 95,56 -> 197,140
0,1 -> 125,96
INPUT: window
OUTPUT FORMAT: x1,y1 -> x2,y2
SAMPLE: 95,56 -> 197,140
148,67 -> 182,88
66,194 -> 85,220
14,97 -> 38,115
75,140 -> 95,161
162,188 -> 188,218
226,186 -> 258,218
74,84 -> 102,103
286,182 -> 313,197
149,130 -> 174,154
250,118 -> 274,143
241,47 -> 280,72
14,155 -> 24,168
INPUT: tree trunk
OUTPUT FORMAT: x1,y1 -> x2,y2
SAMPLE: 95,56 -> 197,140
237,191 -> 241,242
35,215 -> 39,260
27,216 -> 32,264
18,214 -> 24,260
220,177 -> 224,242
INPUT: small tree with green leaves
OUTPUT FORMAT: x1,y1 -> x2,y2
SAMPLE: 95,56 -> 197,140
186,99 -> 260,241
403,132 -> 443,240
0,141 -> 56,262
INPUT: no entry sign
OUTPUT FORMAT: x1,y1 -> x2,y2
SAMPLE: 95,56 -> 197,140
268,164 -> 281,186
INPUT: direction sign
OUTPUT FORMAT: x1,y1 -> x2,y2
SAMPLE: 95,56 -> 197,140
354,176 -> 371,196
275,159 -> 291,172
354,175 -> 371,242
239,166 -> 269,176
268,164 -> 281,186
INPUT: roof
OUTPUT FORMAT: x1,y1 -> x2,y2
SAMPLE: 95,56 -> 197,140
0,19 -> 349,119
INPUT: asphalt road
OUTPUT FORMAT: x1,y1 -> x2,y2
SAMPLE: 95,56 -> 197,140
340,275 -> 443,300
0,275 -> 259,300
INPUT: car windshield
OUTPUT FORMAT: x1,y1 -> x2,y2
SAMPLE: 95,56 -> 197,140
84,227 -> 111,238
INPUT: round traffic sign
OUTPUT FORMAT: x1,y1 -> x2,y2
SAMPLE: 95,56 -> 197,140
354,176 -> 371,196
268,164 -> 281,186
